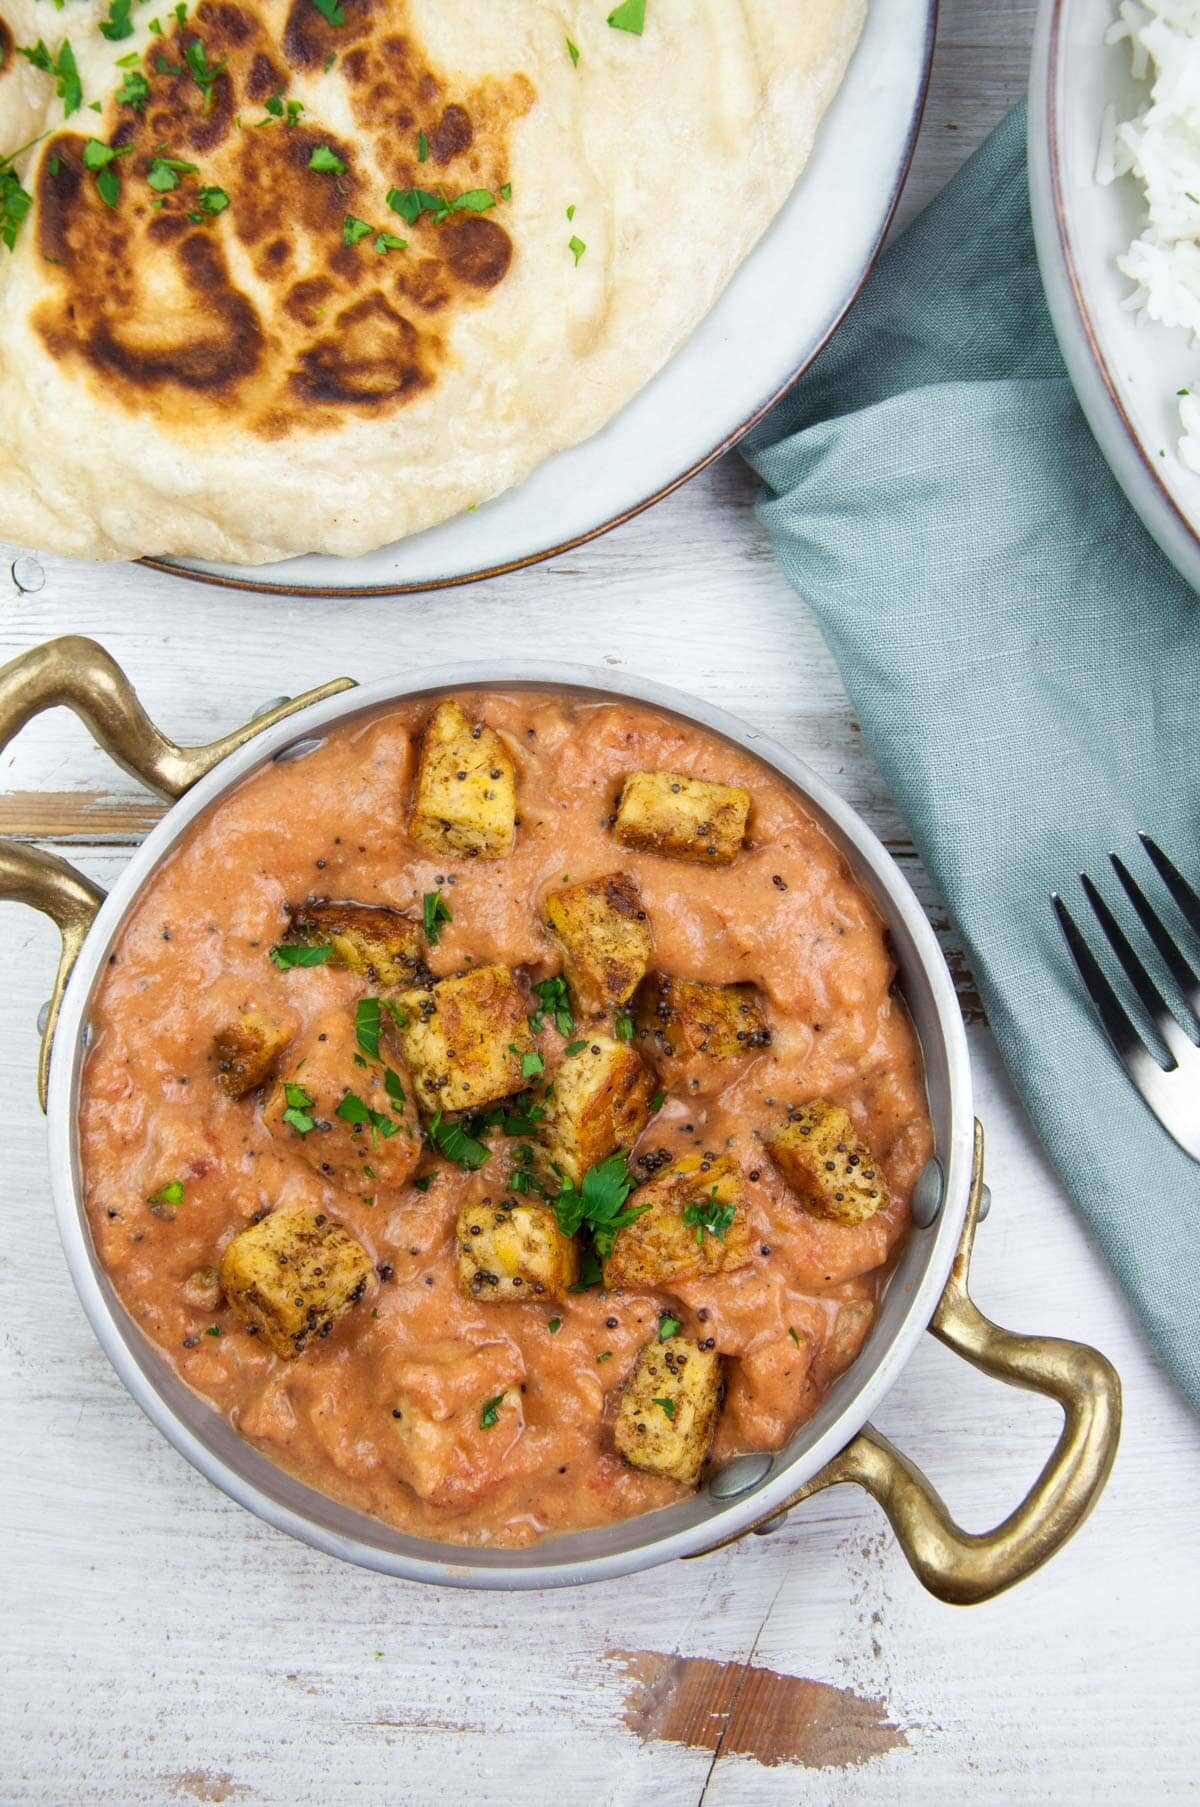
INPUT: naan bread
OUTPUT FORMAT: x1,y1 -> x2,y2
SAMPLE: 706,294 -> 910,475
0,0 -> 864,563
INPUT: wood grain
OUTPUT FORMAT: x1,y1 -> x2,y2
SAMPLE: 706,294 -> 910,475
3,10 -> 1199,1807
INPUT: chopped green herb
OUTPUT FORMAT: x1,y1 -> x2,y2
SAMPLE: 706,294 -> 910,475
788,1326 -> 802,1347
83,137 -> 130,170
479,1392 -> 504,1429
116,69 -> 150,109
566,203 -> 576,221
566,36 -> 580,64
521,1050 -> 545,1079
658,1313 -> 682,1341
343,211 -> 372,245
204,1323 -> 222,1337
553,1151 -> 646,1259
148,16 -> 163,31
500,182 -> 511,200
374,229 -> 406,254
423,889 -> 452,945
563,1039 -> 587,1058
99,0 -> 135,41
197,184 -> 228,213
96,162 -> 121,206
529,975 -> 573,1037
548,1317 -> 562,1334
323,50 -> 336,70
0,144 -> 36,252
281,1081 -> 316,1135
147,1180 -> 184,1207
652,1394 -> 676,1419
596,1351 -> 613,1364
336,1090 -> 401,1140
309,143 -> 346,174
453,188 -> 495,212
570,1245 -> 604,1292
412,1173 -> 434,1193
114,52 -> 141,68
384,1068 -> 406,1108
18,38 -> 82,117
682,1193 -> 736,1246
383,999 -> 411,1030
147,154 -> 198,191
270,941 -> 332,969
427,1111 -> 489,1171
615,1011 -> 633,1041
607,0 -> 647,32
155,54 -> 183,74
312,0 -> 345,23
356,997 -> 382,1059
416,128 -> 428,162
183,37 -> 226,89
650,1089 -> 666,1112
568,234 -> 586,265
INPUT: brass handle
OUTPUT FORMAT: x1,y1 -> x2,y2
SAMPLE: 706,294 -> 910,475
0,635 -> 356,1108
697,1124 -> 1122,1604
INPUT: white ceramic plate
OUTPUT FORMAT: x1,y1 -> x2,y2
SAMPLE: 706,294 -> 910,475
1030,0 -> 1200,594
150,0 -> 936,597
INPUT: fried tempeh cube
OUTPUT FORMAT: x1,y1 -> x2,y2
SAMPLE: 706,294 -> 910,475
409,699 -> 517,859
262,1012 -> 422,1196
393,963 -> 533,1114
536,1034 -> 656,1188
603,1151 -> 752,1290
634,973 -> 770,1063
219,1207 -> 373,1358
613,770 -> 750,865
543,873 -> 652,1019
613,1336 -> 724,1485
765,1101 -> 886,1226
287,900 -> 427,987
212,1011 -> 290,1098
456,1200 -> 579,1301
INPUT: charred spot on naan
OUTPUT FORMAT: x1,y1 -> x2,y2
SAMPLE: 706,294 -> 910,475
28,0 -> 532,437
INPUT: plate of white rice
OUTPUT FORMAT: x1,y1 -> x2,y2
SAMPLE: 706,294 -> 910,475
1030,0 -> 1200,591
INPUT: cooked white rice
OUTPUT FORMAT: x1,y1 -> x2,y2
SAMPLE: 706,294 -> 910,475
1101,1 -> 1200,469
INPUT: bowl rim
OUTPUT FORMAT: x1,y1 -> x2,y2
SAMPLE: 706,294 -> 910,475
137,2 -> 939,600
1029,0 -> 1200,593
47,662 -> 974,1588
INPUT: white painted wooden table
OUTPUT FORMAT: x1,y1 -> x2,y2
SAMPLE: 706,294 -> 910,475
3,6 -> 1198,1803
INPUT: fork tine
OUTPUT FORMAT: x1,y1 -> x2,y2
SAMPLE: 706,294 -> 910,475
1079,873 -> 1191,1063
1140,833 -> 1200,941
1052,892 -> 1161,1071
1110,853 -> 1200,1026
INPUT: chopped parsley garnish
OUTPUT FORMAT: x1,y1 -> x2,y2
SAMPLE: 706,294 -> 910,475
183,36 -> 227,107
197,184 -> 228,214
355,996 -> 382,1059
427,1110 -> 489,1171
309,144 -> 346,174
506,1142 -> 546,1197
422,889 -> 452,945
312,0 -> 345,24
147,154 -> 198,192
570,1245 -> 604,1292
99,0 -> 135,41
682,1192 -> 736,1246
116,69 -> 150,109
529,975 -> 573,1037
412,1173 -> 434,1193
384,1068 -> 406,1108
416,128 -> 428,162
84,138 -> 133,206
566,203 -> 576,221
568,234 -> 586,265
553,1151 -> 647,1260
281,1081 -> 316,1136
548,1317 -> 562,1334
607,0 -> 647,32
563,1039 -> 587,1058
596,1351 -> 613,1364
0,152 -> 34,251
18,39 -> 82,118
264,91 -> 304,126
386,184 -> 497,225
788,1326 -> 802,1348
478,1392 -> 504,1429
658,1313 -> 682,1342
652,1395 -> 676,1419
336,1089 -> 402,1140
374,230 -> 406,254
521,1050 -> 545,1080
615,1011 -> 633,1041
147,1180 -> 184,1206
566,36 -> 580,64
650,1089 -> 665,1112
204,1323 -> 222,1337
500,182 -> 512,200
155,54 -> 183,74
323,50 -> 337,70
383,999 -> 410,1030
269,941 -> 331,968
343,212 -> 371,245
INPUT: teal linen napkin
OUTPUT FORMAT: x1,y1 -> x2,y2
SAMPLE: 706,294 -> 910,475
744,104 -> 1200,1408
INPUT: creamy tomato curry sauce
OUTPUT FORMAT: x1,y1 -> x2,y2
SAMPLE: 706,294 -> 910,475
79,690 -> 933,1547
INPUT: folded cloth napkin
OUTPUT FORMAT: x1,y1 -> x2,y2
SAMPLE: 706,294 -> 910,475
744,103 -> 1200,1410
